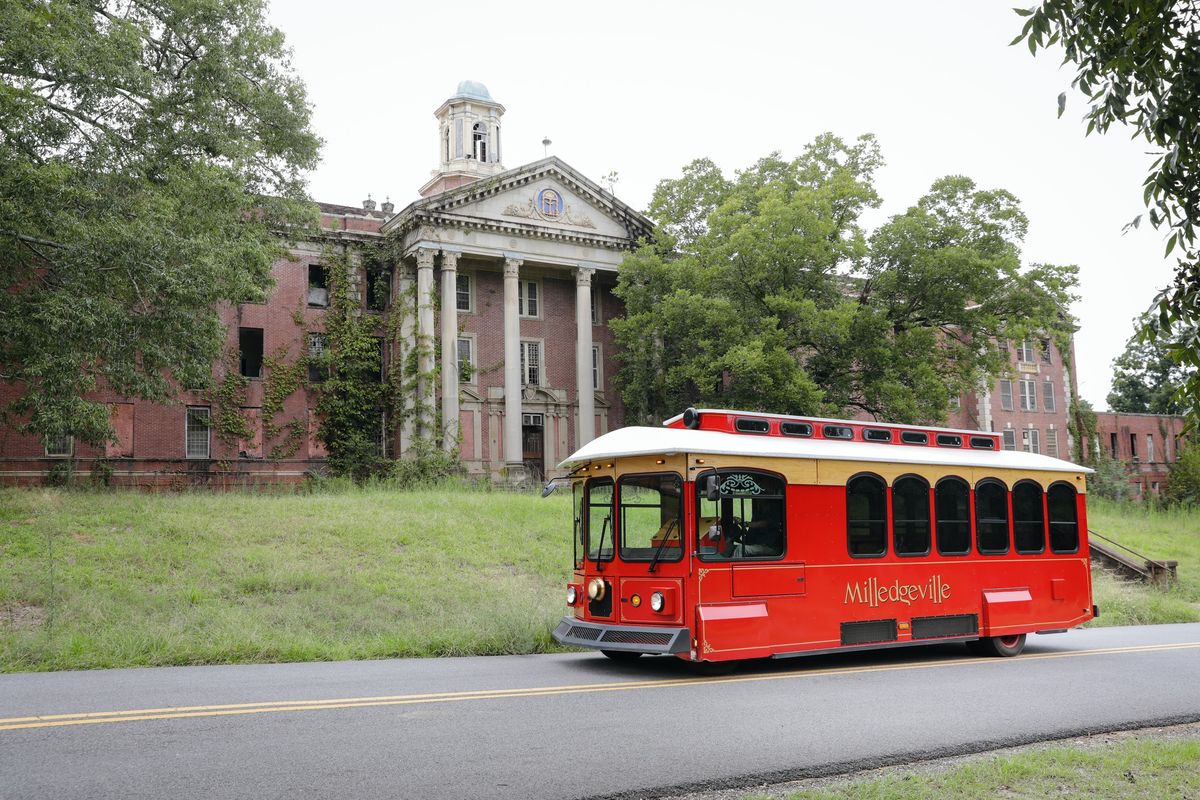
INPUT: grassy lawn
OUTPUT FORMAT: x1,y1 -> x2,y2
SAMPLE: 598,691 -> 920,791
749,736 -> 1200,799
1,488 -> 1198,672
1087,499 -> 1200,627
0,486 -> 575,671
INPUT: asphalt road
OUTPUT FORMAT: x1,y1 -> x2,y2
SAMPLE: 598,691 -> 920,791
2,623 -> 1199,800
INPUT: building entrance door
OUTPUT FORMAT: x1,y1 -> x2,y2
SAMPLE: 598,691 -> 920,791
522,413 -> 545,482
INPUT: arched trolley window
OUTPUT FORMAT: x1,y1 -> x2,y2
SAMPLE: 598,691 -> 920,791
1012,480 -> 1046,554
975,479 -> 1010,554
935,477 -> 971,555
847,473 -> 887,557
892,475 -> 931,556
696,470 -> 786,561
1047,482 -> 1080,553
618,473 -> 683,564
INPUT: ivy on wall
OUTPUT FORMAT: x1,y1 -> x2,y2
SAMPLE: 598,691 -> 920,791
262,346 -> 306,459
209,348 -> 253,446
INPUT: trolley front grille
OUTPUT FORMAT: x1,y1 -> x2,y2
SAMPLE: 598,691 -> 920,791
600,629 -> 674,646
567,625 -> 602,641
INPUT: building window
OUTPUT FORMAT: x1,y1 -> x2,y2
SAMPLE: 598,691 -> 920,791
520,340 -> 542,385
1040,339 -> 1053,364
948,395 -> 961,409
1002,429 -> 1016,451
365,266 -> 391,312
1130,433 -> 1138,458
1023,428 -> 1041,454
457,336 -> 474,383
592,345 -> 601,390
307,332 -> 327,383
239,327 -> 264,378
518,280 -> 540,318
307,265 -> 329,308
1019,380 -> 1037,411
185,406 -> 211,459
1043,380 -> 1055,412
1046,429 -> 1059,459
1017,339 -> 1035,363
456,273 -> 472,312
999,380 -> 1013,411
591,286 -> 601,325
1110,432 -> 1118,458
1147,434 -> 1155,462
44,433 -> 73,457
472,121 -> 488,162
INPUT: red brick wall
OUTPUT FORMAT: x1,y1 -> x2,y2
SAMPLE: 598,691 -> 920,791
1094,411 -> 1187,497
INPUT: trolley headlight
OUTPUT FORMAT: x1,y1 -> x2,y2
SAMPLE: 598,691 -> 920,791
650,591 -> 665,613
586,577 -> 606,601
566,585 -> 578,605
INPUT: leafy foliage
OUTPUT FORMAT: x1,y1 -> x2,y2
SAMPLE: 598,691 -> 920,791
1107,315 -> 1193,414
1164,443 -> 1200,506
1015,1 -> 1200,424
615,136 -> 1078,423
0,0 -> 320,446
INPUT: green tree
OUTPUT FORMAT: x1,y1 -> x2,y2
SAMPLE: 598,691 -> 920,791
0,0 -> 320,447
1015,2 -> 1200,424
1165,442 -> 1200,505
614,136 -> 1078,424
1107,315 -> 1193,414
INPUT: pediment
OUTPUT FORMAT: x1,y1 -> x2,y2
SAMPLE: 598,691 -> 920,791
386,157 -> 654,244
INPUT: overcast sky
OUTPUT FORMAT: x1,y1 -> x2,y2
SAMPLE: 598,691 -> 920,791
267,0 -> 1175,412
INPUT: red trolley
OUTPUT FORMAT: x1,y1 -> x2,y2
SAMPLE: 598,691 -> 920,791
551,408 -> 1095,665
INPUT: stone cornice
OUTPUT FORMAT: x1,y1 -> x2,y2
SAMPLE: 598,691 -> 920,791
406,208 -> 637,250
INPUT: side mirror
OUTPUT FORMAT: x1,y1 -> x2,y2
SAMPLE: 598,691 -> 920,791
704,474 -> 720,502
541,480 -> 558,498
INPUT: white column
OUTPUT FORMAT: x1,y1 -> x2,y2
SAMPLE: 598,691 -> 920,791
396,264 -> 416,455
415,247 -> 436,440
575,267 -> 595,449
503,257 -> 523,476
440,251 -> 460,452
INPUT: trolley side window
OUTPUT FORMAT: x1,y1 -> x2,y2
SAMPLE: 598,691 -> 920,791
696,470 -> 786,561
619,473 -> 683,562
893,475 -> 931,556
935,476 -> 971,555
1047,482 -> 1080,553
585,477 -> 614,562
975,479 -> 1010,554
847,473 -> 887,557
1012,480 -> 1046,554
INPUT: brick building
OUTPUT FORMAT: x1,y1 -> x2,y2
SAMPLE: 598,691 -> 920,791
0,81 -> 652,486
1092,411 -> 1187,498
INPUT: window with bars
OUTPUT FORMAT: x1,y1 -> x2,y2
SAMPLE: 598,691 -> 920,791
591,345 -> 600,390
307,332 -> 328,383
520,340 -> 541,385
186,407 -> 211,459
1043,380 -> 1055,412
1002,430 -> 1016,451
518,280 -> 540,318
456,273 -> 472,312
1019,380 -> 1037,411
999,380 -> 1013,411
1046,429 -> 1059,458
1040,339 -> 1053,364
457,337 -> 473,383
44,434 -> 73,457
1022,428 -> 1040,454
1017,340 -> 1035,363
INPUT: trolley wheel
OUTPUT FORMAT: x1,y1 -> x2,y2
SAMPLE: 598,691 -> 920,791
970,633 -> 1027,658
686,659 -> 740,676
601,649 -> 642,661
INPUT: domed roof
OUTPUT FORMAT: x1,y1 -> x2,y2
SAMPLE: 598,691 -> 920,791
454,80 -> 493,102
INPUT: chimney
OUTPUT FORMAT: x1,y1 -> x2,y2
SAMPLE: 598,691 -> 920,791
381,196 -> 394,214
362,193 -> 376,211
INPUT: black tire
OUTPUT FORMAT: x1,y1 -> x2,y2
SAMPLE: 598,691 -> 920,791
601,649 -> 642,661
971,633 -> 1027,657
686,659 -> 740,676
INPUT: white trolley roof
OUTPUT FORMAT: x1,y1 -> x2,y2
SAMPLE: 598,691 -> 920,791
560,425 -> 1091,474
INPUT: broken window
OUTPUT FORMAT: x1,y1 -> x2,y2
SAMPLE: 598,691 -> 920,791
307,332 -> 327,383
365,266 -> 391,312
472,122 -> 488,162
520,340 -> 541,385
308,264 -> 329,307
457,337 -> 473,383
239,327 -> 264,378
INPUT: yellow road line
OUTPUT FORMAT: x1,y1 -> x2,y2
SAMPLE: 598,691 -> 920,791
2,641 -> 1197,732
